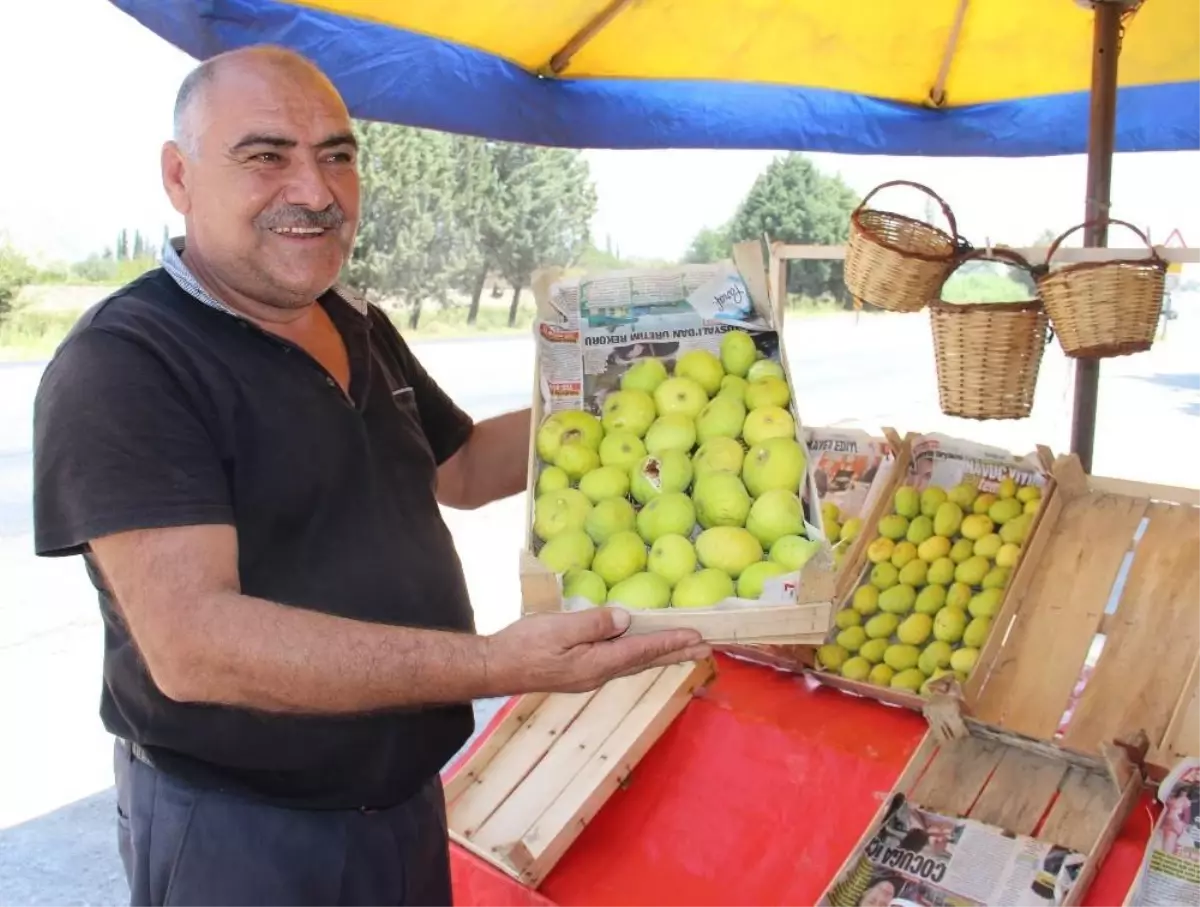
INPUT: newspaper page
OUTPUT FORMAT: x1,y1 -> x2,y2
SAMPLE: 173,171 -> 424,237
908,433 -> 1047,497
804,427 -> 897,526
823,794 -> 1089,907
1126,757 -> 1200,907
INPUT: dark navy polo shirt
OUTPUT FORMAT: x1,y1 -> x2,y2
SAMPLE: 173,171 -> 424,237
32,266 -> 477,810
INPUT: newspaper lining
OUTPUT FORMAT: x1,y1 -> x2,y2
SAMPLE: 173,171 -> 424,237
1127,757 -> 1200,906
824,794 -> 1088,907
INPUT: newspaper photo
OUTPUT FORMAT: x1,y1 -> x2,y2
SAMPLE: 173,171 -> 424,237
1126,757 -> 1200,907
804,427 -> 897,526
823,794 -> 1088,907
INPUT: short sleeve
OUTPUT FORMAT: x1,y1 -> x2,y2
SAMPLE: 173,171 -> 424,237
33,328 -> 235,557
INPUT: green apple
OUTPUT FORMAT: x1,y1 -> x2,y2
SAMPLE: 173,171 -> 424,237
636,492 -> 697,544
535,410 -> 603,462
695,526 -> 763,578
747,359 -> 785,382
578,465 -> 630,503
537,529 -> 595,573
592,530 -> 648,587
674,349 -> 725,395
653,376 -> 709,419
692,471 -> 752,528
621,357 -> 668,395
745,489 -> 806,547
647,534 -> 698,586
563,568 -> 606,605
770,534 -> 823,571
553,441 -> 601,481
584,497 -> 637,544
741,405 -> 795,447
720,329 -> 758,378
742,437 -> 807,497
599,431 -> 647,472
630,450 -> 694,505
692,437 -> 745,479
606,571 -> 671,610
737,560 -> 791,600
537,466 -> 570,495
744,376 -> 791,411
601,389 -> 656,438
645,413 -> 697,455
718,374 -> 749,403
694,394 -> 746,445
672,568 -> 734,609
533,488 -> 592,542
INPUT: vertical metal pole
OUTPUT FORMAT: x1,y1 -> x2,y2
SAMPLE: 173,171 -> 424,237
1070,1 -> 1124,473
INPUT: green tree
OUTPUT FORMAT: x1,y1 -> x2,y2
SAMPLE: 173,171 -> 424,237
727,153 -> 859,305
0,241 -> 35,323
682,224 -> 732,264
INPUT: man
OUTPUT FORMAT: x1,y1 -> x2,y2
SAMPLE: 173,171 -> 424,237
32,45 -> 707,907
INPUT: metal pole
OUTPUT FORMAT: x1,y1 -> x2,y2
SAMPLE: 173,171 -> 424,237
1070,1 -> 1124,474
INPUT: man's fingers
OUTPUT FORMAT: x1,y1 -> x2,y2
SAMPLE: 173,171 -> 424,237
553,606 -> 632,647
610,645 -> 713,679
587,629 -> 707,680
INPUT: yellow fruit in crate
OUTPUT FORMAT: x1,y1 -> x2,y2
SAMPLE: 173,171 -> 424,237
919,640 -> 954,676
1017,484 -> 1041,504
592,531 -> 649,586
672,569 -> 734,609
890,541 -> 918,568
963,616 -> 992,648
989,497 -> 1023,526
537,466 -> 571,495
920,486 -> 948,518
538,530 -> 596,573
878,584 -> 917,614
817,644 -> 850,671
884,644 -> 920,672
897,613 -> 934,646
974,533 -> 1003,560
718,373 -> 749,403
607,572 -> 672,610
955,555 -> 990,586
835,608 -> 863,630
841,656 -> 872,681
622,357 -> 669,395
894,486 -> 920,519
579,465 -> 632,504
927,557 -> 956,586
973,493 -> 997,515
918,535 -> 952,563
907,515 -> 935,546
536,410 -> 604,461
933,606 -> 968,643
969,588 -> 1003,619
995,543 -> 1021,569
586,497 -> 638,544
737,561 -> 790,600
898,559 -> 928,587
602,389 -> 658,437
1000,512 -> 1035,545
824,519 -> 842,543
822,502 -> 842,525
869,664 -> 895,686
554,442 -> 601,481
837,625 -> 867,652
534,488 -> 593,542
563,568 -> 607,605
853,584 -> 881,615
982,567 -> 1010,590
933,501 -> 965,538
947,482 -> 978,510
914,584 -> 947,615
870,562 -> 900,590
946,582 -> 973,610
951,647 -> 980,675
695,527 -> 763,578
1024,498 -> 1041,515
998,477 -> 1018,500
960,514 -> 994,541
891,668 -> 926,693
840,518 -> 863,543
720,329 -> 758,378
865,612 -> 901,640
878,514 -> 909,541
675,349 -> 726,396
949,538 -> 975,564
867,537 -> 896,564
860,638 -> 889,664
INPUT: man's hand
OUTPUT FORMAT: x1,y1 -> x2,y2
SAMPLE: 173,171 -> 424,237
483,607 -> 710,696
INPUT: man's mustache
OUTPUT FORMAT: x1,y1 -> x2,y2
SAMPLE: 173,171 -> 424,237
258,204 -> 346,231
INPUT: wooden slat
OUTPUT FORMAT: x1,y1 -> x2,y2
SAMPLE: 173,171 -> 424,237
1065,503 -> 1200,754
973,492 -> 1147,739
1037,767 -> 1119,855
967,748 -> 1068,836
908,736 -> 1006,817
1154,652 -> 1200,766
623,601 -> 832,643
469,669 -> 664,855
444,694 -> 549,804
1087,475 -> 1200,507
1065,773 -> 1143,907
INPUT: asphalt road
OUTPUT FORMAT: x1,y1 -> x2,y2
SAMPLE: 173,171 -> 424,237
1,308 -> 1197,905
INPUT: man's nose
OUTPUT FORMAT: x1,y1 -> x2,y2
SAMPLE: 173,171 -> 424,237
283,155 -> 336,211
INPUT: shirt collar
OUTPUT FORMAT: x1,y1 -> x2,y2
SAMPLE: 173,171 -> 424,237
160,236 -> 368,317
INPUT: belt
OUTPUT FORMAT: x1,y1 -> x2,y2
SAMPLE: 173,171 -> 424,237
120,737 -> 155,768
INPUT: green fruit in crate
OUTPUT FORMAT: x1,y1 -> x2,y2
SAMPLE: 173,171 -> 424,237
825,519 -> 842,543
742,405 -> 795,447
973,492 -> 997,515
653,376 -> 709,420
645,414 -> 697,456
607,571 -> 671,610
867,537 -> 895,564
918,535 -> 952,563
599,431 -> 647,472
973,533 -> 1003,560
817,644 -> 849,671
770,534 -> 823,571
745,376 -> 791,410
989,497 -> 1024,526
933,606 -> 968,643
821,502 -> 841,524
672,568 -> 735,609
533,488 -> 592,541
601,389 -> 657,437
878,514 -> 909,541
914,584 -> 947,615
841,656 -> 871,682
891,668 -> 926,693
834,608 -> 862,630
893,486 -> 920,519
918,640 -> 953,676
870,562 -> 900,591
585,497 -> 637,544
738,560 -> 791,601
592,531 -> 648,586
695,394 -> 746,445
884,644 -> 920,672
1000,512 -> 1035,545
933,501 -> 965,538
920,487 -> 948,518
897,613 -> 933,646
960,514 -> 994,541
621,358 -> 669,395
860,638 -> 889,664
692,437 -> 745,478
535,410 -> 604,462
674,349 -> 725,396
746,489 -> 806,547
998,477 -> 1018,500
693,471 -> 752,528
578,465 -> 631,504
878,583 -> 916,614
720,330 -> 758,378
906,515 -> 934,546
537,466 -> 570,495
969,588 -> 1003,619
853,584 -> 881,615
982,567 -> 1010,590
841,518 -> 863,544
898,559 -> 928,588
890,541 -> 918,569
995,543 -> 1021,569
865,612 -> 900,640
563,568 -> 607,605
1024,499 -> 1041,515
927,557 -> 956,586
537,530 -> 595,574
636,492 -> 696,544
695,526 -> 763,578
947,482 -> 978,510
747,359 -> 785,382
951,647 -> 980,675
836,625 -> 867,652
554,442 -> 601,481
949,538 -> 975,564
963,616 -> 992,648
742,438 -> 807,498
869,664 -> 895,687
946,582 -> 972,610
718,374 -> 749,403
630,451 -> 693,505
647,534 -> 698,587
1017,484 -> 1041,504
955,555 -> 990,586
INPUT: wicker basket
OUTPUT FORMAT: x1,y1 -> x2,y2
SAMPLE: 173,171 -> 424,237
844,180 -> 961,313
1036,219 -> 1167,358
929,248 -> 1050,421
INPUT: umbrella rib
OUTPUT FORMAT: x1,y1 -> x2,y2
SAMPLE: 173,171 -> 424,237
547,0 -> 639,75
929,0 -> 970,107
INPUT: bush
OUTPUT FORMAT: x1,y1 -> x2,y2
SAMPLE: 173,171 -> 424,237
0,243 -> 35,321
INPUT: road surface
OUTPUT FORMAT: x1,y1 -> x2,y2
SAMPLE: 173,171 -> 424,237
1,306 -> 1197,904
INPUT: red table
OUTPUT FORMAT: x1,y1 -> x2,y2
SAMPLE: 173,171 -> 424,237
447,653 -> 1154,906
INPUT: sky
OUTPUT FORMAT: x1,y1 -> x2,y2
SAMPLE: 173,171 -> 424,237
1,0 -> 1197,267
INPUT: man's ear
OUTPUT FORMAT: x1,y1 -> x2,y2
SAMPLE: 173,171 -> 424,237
161,141 -> 192,216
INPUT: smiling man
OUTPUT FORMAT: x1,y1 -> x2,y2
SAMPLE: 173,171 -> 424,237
31,46 -> 706,907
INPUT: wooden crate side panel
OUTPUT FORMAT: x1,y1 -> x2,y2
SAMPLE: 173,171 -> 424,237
1154,653 -> 1200,768
1036,767 -> 1120,855
445,693 -> 550,804
908,736 -> 1007,817
973,492 -> 1148,739
1064,502 -> 1200,755
966,748 -> 1068,836
1064,773 -> 1143,907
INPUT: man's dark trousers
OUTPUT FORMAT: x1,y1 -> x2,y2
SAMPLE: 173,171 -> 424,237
113,741 -> 454,906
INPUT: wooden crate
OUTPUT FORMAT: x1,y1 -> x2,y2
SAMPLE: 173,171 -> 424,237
444,658 -> 715,887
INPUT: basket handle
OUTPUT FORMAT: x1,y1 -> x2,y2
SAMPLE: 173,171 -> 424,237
1043,219 -> 1166,267
855,180 -> 959,241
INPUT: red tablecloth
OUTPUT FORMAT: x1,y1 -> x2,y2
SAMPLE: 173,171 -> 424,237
448,653 -> 1153,906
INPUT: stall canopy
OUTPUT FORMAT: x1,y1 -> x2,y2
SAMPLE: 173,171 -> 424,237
111,0 -> 1198,156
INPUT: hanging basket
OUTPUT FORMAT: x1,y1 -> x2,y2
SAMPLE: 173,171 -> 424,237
929,248 -> 1051,421
1036,219 -> 1167,358
844,180 -> 962,313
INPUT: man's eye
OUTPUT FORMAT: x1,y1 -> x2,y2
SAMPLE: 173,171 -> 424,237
253,152 -> 281,163
325,151 -> 355,164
